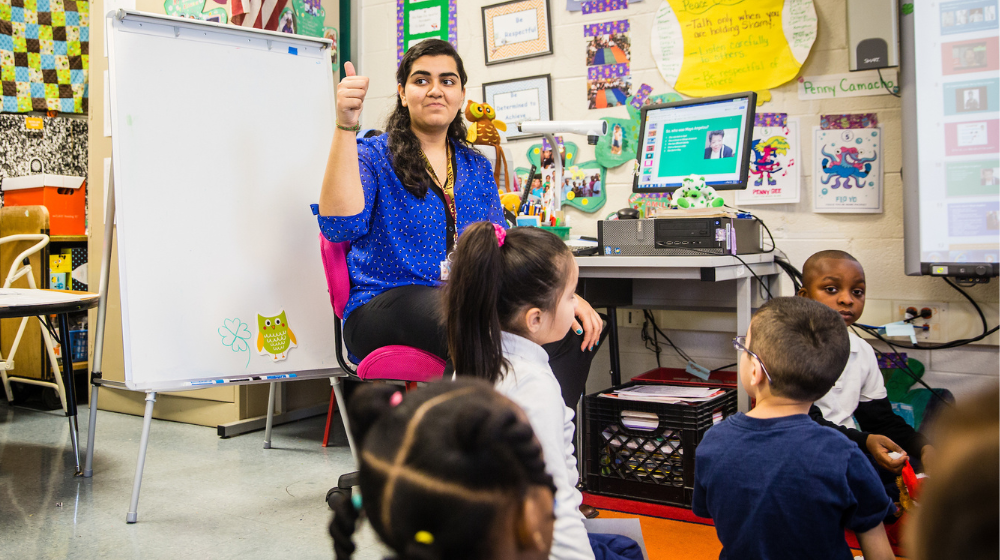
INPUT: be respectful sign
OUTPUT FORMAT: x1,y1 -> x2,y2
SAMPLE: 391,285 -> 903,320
797,69 -> 898,100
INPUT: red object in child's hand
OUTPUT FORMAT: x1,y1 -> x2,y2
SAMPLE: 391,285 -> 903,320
900,460 -> 923,501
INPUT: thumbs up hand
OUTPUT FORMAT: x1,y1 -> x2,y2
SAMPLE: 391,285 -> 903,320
337,61 -> 369,129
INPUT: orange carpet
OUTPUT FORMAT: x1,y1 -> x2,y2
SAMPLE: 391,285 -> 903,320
594,509 -> 907,559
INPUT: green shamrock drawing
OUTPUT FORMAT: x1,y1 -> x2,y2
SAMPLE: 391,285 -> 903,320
219,317 -> 252,368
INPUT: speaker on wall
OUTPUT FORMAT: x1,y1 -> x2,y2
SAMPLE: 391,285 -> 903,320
847,0 -> 900,71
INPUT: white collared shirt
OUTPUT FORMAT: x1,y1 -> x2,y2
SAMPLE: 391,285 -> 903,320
496,332 -> 594,560
814,331 -> 888,430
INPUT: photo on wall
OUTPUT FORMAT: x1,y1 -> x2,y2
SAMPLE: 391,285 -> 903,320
584,21 -> 630,66
515,140 -> 608,213
584,20 -> 631,110
587,63 -> 632,109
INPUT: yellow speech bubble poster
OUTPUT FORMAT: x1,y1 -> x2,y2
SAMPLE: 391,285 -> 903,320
650,0 -> 817,100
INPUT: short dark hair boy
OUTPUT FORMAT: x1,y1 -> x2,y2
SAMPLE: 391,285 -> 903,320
693,297 -> 894,560
798,250 -> 933,477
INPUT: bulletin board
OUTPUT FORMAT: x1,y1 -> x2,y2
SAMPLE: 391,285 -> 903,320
397,0 -> 457,62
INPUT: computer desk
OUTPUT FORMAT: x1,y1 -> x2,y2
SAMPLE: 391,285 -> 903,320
575,253 -> 780,413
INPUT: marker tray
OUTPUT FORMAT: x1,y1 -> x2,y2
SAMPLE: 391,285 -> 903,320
582,382 -> 736,508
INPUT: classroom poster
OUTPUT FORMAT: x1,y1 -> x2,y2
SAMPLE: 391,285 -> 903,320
514,140 -> 608,213
813,127 -> 883,214
736,114 -> 800,205
585,20 -> 631,109
649,0 -> 817,101
397,0 -> 457,62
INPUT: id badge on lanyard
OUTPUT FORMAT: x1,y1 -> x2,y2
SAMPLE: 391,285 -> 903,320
433,190 -> 457,281
440,252 -> 454,281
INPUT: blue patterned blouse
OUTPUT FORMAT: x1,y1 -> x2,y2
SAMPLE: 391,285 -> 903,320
312,133 -> 505,321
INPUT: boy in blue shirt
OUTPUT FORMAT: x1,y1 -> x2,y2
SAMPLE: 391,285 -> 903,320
693,297 -> 894,560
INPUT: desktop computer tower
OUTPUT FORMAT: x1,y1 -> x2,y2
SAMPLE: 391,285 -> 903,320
597,217 -> 763,256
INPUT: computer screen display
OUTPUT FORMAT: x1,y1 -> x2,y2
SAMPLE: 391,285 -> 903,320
633,92 -> 756,193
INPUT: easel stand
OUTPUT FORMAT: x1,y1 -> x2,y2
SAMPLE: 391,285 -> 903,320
83,163 -> 353,522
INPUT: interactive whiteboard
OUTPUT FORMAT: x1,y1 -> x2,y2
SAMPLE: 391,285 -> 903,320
108,10 -> 339,390
902,1 -> 1000,278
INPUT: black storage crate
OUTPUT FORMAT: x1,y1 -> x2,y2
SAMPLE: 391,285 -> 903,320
583,382 -> 737,508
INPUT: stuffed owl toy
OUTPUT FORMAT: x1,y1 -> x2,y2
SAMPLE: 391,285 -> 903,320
257,310 -> 297,361
465,100 -> 510,191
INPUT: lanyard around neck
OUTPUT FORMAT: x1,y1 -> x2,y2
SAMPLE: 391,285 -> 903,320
421,143 -> 457,251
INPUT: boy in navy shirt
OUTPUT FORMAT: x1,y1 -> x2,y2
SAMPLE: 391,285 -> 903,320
693,297 -> 894,560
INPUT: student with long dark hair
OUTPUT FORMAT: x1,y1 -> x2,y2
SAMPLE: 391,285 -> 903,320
328,379 -> 557,560
313,40 -> 603,408
445,222 -> 641,560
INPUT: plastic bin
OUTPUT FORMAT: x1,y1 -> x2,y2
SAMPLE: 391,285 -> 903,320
1,175 -> 86,235
583,382 -> 737,508
69,330 -> 87,362
539,225 -> 570,239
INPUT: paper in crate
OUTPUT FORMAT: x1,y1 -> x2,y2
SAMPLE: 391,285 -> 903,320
1,175 -> 87,236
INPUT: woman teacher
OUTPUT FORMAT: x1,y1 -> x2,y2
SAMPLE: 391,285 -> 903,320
314,40 -> 603,407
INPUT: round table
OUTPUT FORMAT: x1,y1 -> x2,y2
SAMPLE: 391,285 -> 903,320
0,288 -> 101,474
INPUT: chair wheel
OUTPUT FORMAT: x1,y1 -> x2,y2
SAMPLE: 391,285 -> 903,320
326,486 -> 352,510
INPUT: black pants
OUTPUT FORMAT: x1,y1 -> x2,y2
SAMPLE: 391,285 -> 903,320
344,284 -> 605,408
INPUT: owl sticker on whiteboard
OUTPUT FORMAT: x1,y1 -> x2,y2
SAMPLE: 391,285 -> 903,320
256,311 -> 297,361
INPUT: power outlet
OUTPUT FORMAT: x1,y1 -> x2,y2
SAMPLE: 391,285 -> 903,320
619,309 -> 645,328
891,301 -> 949,343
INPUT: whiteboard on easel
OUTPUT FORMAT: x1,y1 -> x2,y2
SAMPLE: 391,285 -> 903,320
107,10 -> 338,391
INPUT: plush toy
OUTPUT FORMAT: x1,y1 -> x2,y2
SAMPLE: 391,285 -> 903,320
465,100 -> 509,191
670,175 -> 726,209
895,459 -> 926,514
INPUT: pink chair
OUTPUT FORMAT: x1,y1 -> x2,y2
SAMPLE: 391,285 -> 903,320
318,235 -> 446,448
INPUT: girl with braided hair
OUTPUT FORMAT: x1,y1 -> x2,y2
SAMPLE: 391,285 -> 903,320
328,379 -> 557,560
445,223 -> 641,560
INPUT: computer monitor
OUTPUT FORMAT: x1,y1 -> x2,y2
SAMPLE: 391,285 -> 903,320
632,92 -> 757,194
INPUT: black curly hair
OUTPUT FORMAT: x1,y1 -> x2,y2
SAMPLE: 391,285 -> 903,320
328,379 -> 555,560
